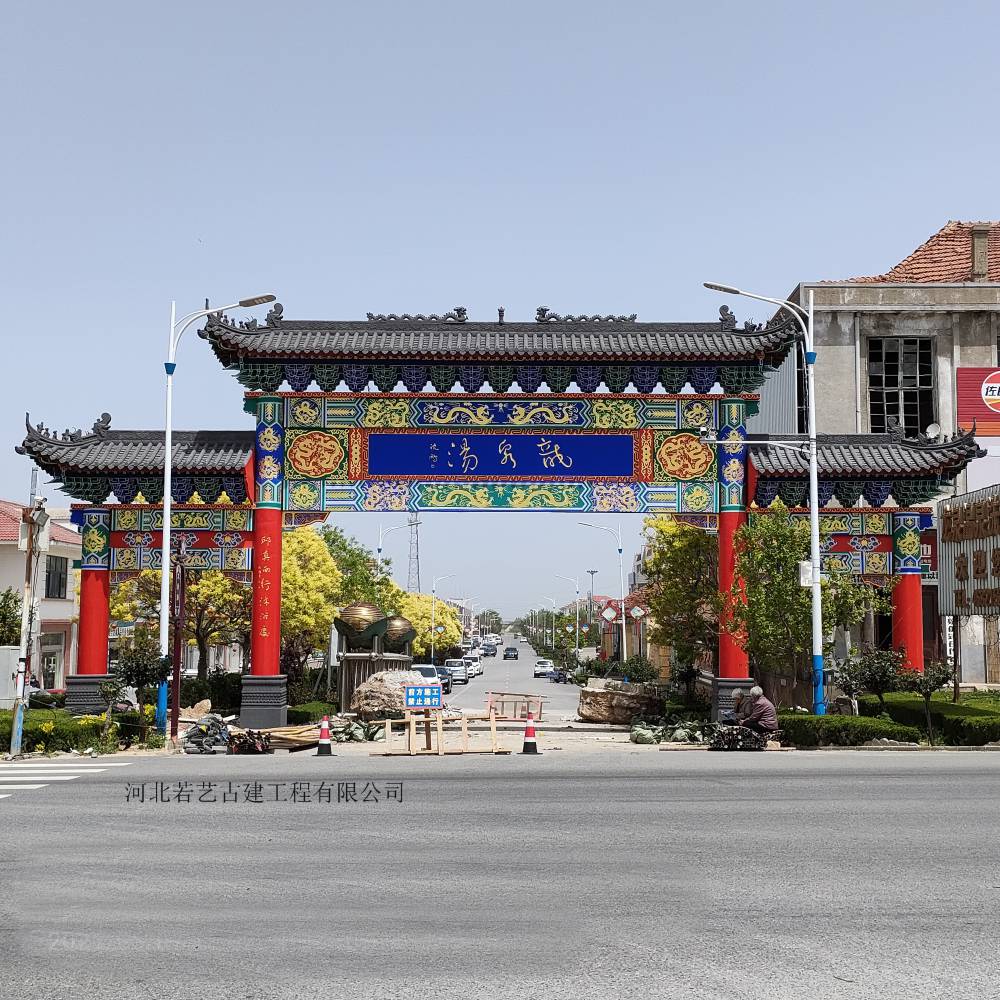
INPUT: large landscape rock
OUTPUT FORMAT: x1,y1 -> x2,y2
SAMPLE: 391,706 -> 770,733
350,669 -> 427,720
577,685 -> 661,725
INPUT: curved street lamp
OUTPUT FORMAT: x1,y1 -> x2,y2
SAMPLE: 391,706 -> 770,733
157,294 -> 275,733
578,521 -> 628,661
704,281 -> 824,714
430,573 -> 455,664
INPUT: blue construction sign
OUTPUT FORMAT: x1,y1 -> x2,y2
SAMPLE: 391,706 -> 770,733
405,685 -> 442,709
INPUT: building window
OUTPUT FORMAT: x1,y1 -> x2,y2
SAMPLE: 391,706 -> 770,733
867,337 -> 935,437
45,555 -> 68,600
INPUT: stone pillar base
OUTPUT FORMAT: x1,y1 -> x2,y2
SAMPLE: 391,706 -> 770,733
66,674 -> 112,716
239,675 -> 287,730
711,675 -> 756,722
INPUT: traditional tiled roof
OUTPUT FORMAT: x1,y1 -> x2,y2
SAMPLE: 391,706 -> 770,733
200,304 -> 798,365
749,427 -> 984,479
0,499 -> 80,546
16,415 -> 253,477
845,221 -> 1000,283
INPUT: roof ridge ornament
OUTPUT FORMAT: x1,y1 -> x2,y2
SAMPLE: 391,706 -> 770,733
366,306 -> 468,323
265,302 -> 284,327
535,306 -> 638,323
719,305 -> 737,331
18,411 -> 111,450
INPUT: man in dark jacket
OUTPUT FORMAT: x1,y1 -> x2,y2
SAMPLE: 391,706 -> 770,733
739,686 -> 778,735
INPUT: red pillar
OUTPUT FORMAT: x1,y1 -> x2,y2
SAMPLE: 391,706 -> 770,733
892,573 -> 924,672
77,569 -> 110,675
718,510 -> 749,678
250,507 -> 283,676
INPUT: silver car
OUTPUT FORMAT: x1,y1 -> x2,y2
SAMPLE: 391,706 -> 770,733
444,658 -> 469,684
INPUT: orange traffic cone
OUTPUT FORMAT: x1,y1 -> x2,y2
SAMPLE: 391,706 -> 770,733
521,711 -> 539,755
316,715 -> 333,756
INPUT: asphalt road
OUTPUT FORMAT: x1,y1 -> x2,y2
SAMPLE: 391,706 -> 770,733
2,747 -> 997,1000
444,633 -> 582,719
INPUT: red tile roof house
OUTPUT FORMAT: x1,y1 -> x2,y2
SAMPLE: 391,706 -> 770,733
0,500 -> 82,695
752,221 -> 1000,681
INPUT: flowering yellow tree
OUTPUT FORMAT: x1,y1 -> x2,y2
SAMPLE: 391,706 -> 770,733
280,527 -> 343,677
395,591 -> 463,660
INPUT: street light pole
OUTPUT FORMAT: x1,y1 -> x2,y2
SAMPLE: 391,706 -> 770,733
544,597 -> 558,648
376,522 -> 406,580
157,294 -> 275,734
579,522 -> 628,661
586,569 -> 598,627
704,282 -> 824,714
430,573 -> 455,665
556,573 -> 580,661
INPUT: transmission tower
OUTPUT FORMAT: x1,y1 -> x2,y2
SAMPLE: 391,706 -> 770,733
406,514 -> 421,592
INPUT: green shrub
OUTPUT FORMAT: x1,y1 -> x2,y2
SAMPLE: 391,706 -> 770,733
178,672 -> 243,714
857,693 -> 1000,744
777,713 -> 921,747
0,710 -> 111,753
286,701 -> 339,725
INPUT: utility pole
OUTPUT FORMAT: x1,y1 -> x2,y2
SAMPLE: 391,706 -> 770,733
10,497 -> 49,757
406,514 -> 421,592
587,569 -> 598,626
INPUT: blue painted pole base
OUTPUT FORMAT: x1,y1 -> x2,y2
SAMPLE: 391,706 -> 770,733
155,681 -> 168,733
812,653 -> 826,716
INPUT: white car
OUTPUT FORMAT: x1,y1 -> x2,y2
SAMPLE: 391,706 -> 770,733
463,654 -> 482,676
445,658 -> 469,684
533,658 -> 554,678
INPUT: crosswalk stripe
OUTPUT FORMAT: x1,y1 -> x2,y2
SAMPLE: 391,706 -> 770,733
0,775 -> 82,781
1,761 -> 132,767
0,767 -> 104,778
0,784 -> 47,790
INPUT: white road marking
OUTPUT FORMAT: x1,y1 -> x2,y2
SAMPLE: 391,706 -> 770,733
0,784 -> 47,791
1,761 -> 131,767
0,794 -> 10,799
0,774 -> 82,781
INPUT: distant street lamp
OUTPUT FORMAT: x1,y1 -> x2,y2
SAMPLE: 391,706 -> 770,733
556,573 -> 580,661
703,281 -> 824,714
544,596 -> 558,648
579,522 -> 628,661
430,573 -> 455,664
157,294 -> 275,733
586,568 -> 598,626
376,522 -> 407,580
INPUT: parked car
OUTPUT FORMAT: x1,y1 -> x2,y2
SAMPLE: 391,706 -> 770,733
534,658 -> 554,678
444,658 -> 469,684
434,665 -> 454,694
413,664 -> 449,694
463,654 -> 482,676
503,646 -> 519,660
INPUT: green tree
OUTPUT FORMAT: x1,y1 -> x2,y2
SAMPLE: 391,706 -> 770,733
857,644 -> 905,713
319,525 -> 398,609
899,661 -> 954,743
832,657 -> 866,715
0,587 -> 21,646
642,516 -> 721,673
280,527 -> 343,680
729,503 -> 893,699
116,627 -> 170,741
110,569 -> 251,680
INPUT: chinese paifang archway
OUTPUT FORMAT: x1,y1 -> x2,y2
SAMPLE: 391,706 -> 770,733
16,303 -> 983,724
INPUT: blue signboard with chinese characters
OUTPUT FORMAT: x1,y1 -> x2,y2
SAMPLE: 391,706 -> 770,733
366,432 -> 635,479
405,685 -> 443,709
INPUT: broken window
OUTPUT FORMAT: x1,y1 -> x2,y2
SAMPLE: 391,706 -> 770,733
867,337 -> 935,437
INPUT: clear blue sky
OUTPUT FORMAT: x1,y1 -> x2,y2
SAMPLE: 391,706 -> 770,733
2,1 -> 997,615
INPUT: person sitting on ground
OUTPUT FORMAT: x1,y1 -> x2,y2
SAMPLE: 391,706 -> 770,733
721,688 -> 749,725
738,686 -> 778,736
